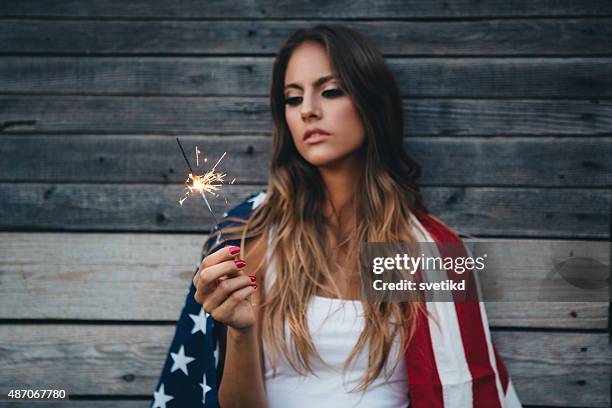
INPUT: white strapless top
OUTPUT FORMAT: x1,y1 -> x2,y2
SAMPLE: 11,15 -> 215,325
262,233 -> 410,408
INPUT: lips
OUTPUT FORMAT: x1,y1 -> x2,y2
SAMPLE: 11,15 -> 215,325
304,133 -> 331,145
303,127 -> 330,141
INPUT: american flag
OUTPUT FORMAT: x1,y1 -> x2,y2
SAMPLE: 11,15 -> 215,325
150,190 -> 522,407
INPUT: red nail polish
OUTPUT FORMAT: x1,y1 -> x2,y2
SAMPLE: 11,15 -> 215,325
229,246 -> 240,255
234,260 -> 246,269
249,275 -> 256,282
251,284 -> 257,289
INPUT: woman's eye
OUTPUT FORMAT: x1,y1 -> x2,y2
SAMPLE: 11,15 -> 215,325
284,89 -> 343,106
323,88 -> 343,97
284,96 -> 302,106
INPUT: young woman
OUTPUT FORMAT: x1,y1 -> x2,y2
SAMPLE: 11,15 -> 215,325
151,24 -> 522,408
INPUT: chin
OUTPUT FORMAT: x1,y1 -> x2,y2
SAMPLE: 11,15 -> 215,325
301,149 -> 355,168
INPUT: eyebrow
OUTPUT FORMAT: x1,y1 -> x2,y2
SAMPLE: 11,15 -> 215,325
284,74 -> 339,91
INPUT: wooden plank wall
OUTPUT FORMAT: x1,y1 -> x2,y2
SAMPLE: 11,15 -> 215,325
0,1 -> 611,407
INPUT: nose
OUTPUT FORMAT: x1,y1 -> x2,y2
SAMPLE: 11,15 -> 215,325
300,91 -> 321,121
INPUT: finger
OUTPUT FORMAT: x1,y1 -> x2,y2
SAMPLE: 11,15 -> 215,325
198,258 -> 247,293
212,284 -> 258,321
192,266 -> 202,287
203,275 -> 255,311
200,244 -> 241,271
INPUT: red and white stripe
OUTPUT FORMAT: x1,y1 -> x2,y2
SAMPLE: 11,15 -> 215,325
403,210 -> 522,408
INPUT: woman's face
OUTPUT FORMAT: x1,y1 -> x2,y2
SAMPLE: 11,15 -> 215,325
283,41 -> 366,168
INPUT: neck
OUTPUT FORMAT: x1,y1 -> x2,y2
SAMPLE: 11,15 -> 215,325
318,153 -> 363,225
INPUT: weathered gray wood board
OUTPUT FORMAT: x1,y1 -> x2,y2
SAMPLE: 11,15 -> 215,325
0,232 -> 204,321
2,0 -> 611,18
491,331 -> 612,407
1,135 -> 610,186
1,97 -> 611,135
2,57 -> 612,98
0,325 -> 609,407
1,20 -> 611,56
0,185 -> 609,237
1,232 -> 607,329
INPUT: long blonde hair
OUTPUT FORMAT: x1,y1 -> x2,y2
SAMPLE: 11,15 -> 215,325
208,24 -> 430,392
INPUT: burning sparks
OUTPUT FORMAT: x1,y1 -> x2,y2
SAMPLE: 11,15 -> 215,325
178,170 -> 225,207
179,151 -> 227,208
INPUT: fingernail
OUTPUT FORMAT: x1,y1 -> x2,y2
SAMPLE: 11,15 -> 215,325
251,284 -> 257,289
229,246 -> 240,255
234,260 -> 246,269
249,275 -> 256,282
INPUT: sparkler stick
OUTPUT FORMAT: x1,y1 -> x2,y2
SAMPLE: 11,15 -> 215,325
176,137 -> 195,174
199,190 -> 218,227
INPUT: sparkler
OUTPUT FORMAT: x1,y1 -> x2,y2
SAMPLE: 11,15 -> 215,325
176,138 -> 235,227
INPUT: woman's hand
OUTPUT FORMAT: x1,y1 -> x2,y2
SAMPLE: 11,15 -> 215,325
193,245 -> 257,331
